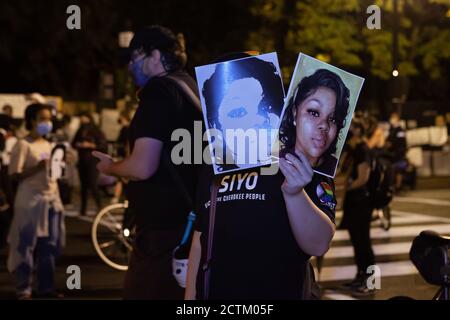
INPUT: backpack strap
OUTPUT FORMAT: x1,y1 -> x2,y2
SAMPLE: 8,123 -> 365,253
159,73 -> 202,209
165,74 -> 202,114
202,177 -> 219,299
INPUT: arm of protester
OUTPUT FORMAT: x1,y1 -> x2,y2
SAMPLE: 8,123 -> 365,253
279,152 -> 335,257
185,231 -> 202,300
8,140 -> 47,182
92,137 -> 162,181
11,160 -> 47,182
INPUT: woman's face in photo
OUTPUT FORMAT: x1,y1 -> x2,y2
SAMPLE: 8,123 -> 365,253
294,86 -> 338,165
51,148 -> 65,180
217,77 -> 272,165
217,77 -> 266,132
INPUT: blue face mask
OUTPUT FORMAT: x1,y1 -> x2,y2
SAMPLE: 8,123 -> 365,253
36,121 -> 53,137
129,56 -> 150,88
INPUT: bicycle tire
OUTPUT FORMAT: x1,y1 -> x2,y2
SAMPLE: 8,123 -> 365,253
91,202 -> 132,271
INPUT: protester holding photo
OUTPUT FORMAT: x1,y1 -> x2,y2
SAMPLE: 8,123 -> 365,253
7,103 -> 65,300
185,55 -> 353,300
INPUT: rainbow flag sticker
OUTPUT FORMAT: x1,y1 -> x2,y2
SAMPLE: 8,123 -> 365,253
316,182 -> 334,204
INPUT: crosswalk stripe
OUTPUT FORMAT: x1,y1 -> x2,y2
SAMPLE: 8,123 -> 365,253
317,260 -> 417,282
77,216 -> 94,223
337,209 -> 450,224
326,242 -> 412,259
323,210 -> 450,283
333,223 -> 450,242
65,209 -> 97,218
322,292 -> 357,300
371,215 -> 446,226
392,210 -> 450,223
393,197 -> 450,207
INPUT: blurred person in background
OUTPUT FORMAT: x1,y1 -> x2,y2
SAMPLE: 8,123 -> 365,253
0,104 -> 18,250
0,104 -> 18,133
385,112 -> 407,192
72,112 -> 107,216
366,115 -> 386,155
341,118 -> 375,297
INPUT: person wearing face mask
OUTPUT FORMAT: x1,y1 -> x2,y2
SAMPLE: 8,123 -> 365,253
93,25 -> 202,299
7,103 -> 65,300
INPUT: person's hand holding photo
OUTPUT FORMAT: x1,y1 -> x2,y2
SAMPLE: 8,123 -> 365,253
279,151 -> 314,195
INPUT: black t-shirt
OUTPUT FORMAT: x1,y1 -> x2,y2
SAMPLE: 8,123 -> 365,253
72,124 -> 107,162
116,126 -> 129,158
0,115 -> 13,131
127,71 -> 202,231
194,165 -> 336,299
386,126 -> 407,162
346,142 -> 371,200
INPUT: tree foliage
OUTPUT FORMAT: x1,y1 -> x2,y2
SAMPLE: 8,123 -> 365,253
247,0 -> 450,82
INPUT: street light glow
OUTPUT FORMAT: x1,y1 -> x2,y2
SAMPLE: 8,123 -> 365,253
392,69 -> 399,77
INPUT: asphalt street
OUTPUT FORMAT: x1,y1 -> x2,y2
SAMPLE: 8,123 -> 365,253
1,187 -> 449,300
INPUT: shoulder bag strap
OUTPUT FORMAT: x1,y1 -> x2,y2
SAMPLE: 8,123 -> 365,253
202,177 -> 219,299
165,74 -> 202,114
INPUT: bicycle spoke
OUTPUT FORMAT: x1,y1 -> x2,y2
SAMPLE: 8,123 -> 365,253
99,240 -> 116,249
97,211 -> 123,233
105,240 -> 126,263
104,211 -> 122,229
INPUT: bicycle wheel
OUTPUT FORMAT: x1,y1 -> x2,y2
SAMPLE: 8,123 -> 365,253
91,202 -> 134,271
378,206 -> 391,231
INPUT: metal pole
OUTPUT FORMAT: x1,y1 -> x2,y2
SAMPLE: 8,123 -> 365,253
393,0 -> 399,74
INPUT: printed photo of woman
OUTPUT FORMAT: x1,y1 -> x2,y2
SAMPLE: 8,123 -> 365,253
197,52 -> 285,174
280,54 -> 364,178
